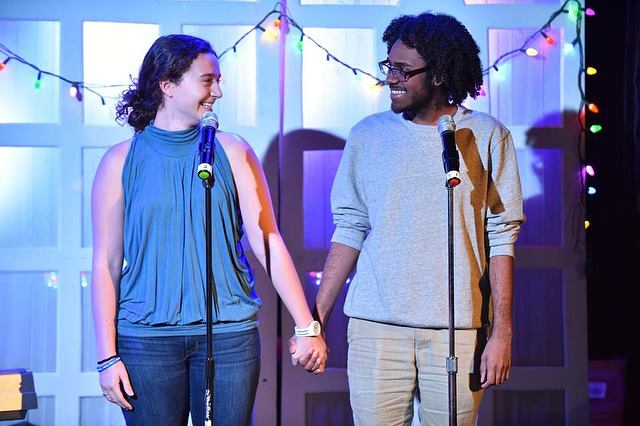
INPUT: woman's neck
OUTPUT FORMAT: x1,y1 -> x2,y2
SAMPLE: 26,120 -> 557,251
153,108 -> 197,131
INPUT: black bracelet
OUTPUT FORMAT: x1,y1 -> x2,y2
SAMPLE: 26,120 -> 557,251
97,354 -> 119,365
97,356 -> 122,373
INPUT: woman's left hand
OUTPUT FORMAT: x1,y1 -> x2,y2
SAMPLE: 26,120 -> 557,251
290,335 -> 328,374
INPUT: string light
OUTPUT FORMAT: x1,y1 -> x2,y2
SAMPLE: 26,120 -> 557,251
80,272 -> 89,288
0,2 -> 592,238
261,18 -> 281,42
0,42 -> 118,104
308,271 -> 322,286
367,82 -> 383,97
296,35 -> 304,52
491,62 -> 510,82
307,270 -> 351,286
584,220 -> 590,229
585,165 -> 595,176
0,57 -> 10,71
68,82 -> 83,102
589,124 -> 602,134
566,2 -> 581,22
482,1 -> 583,76
563,42 -> 575,55
540,30 -> 555,45
44,271 -> 59,289
1,1 -> 585,108
559,0 -> 591,238
587,186 -> 597,195
75,86 -> 83,102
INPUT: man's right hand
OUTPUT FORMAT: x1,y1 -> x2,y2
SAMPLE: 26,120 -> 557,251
289,334 -> 328,374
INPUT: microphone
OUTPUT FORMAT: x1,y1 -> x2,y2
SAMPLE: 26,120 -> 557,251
437,114 -> 461,187
197,112 -> 219,181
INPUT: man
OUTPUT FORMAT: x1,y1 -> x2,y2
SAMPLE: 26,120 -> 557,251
315,12 -> 524,425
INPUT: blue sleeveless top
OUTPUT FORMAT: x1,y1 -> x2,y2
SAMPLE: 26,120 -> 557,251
117,124 -> 261,337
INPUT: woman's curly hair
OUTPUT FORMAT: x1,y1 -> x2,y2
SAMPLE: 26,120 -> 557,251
116,34 -> 216,132
382,13 -> 483,105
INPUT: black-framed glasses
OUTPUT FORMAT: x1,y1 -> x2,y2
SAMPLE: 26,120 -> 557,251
378,60 -> 429,82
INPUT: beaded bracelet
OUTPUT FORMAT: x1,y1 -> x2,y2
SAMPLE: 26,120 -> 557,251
96,355 -> 122,373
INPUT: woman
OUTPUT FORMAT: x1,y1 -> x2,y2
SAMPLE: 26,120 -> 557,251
91,34 -> 327,425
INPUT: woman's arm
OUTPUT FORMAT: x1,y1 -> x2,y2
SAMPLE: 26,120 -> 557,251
220,133 -> 327,372
91,140 -> 135,408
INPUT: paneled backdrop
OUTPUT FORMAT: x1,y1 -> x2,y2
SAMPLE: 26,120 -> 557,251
0,0 -> 588,424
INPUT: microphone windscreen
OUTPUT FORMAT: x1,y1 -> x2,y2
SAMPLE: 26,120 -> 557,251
201,111 -> 219,129
437,114 -> 455,134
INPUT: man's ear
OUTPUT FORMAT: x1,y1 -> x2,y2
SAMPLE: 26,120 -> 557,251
159,79 -> 175,98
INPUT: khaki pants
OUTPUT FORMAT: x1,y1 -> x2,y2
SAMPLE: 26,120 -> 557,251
347,318 -> 484,426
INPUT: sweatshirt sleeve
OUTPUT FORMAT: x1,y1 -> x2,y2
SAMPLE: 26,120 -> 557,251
486,131 -> 525,257
330,130 -> 370,251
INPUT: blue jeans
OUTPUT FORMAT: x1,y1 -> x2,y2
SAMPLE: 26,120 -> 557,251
117,329 -> 260,426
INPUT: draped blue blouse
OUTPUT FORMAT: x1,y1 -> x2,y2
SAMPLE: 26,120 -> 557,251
117,124 -> 261,337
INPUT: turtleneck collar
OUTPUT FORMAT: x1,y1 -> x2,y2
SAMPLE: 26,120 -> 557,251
140,124 -> 200,157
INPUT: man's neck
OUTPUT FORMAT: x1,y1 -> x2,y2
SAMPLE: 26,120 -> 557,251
408,103 -> 458,125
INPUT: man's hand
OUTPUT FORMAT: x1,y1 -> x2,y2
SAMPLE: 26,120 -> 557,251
289,335 -> 328,374
479,333 -> 511,389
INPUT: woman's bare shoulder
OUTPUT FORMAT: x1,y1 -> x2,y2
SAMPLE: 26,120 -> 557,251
97,138 -> 133,175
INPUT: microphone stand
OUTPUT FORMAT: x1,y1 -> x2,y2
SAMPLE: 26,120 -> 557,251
437,114 -> 460,426
446,178 -> 458,426
202,173 -> 220,426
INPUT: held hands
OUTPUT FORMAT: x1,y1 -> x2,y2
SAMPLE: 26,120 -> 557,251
99,361 -> 135,410
288,334 -> 328,375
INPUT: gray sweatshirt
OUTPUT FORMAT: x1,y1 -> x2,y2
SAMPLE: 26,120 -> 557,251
331,107 -> 524,329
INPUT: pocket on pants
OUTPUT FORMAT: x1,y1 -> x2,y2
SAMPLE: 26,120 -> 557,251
347,318 -> 355,344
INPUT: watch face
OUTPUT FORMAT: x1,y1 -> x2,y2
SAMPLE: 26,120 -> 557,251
312,321 -> 321,335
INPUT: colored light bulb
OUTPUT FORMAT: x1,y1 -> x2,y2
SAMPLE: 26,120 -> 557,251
525,48 -> 539,57
590,124 -> 602,133
585,165 -> 595,176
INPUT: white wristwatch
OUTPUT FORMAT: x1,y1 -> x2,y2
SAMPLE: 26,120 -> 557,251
295,320 -> 322,337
